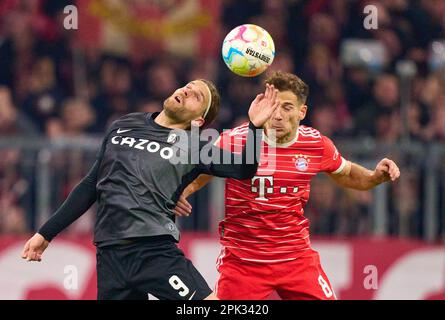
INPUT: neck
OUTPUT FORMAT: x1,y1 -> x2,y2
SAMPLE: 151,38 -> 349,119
155,111 -> 189,130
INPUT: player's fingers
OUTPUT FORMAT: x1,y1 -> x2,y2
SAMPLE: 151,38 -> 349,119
271,100 -> 280,113
386,161 -> 398,177
380,160 -> 399,181
178,195 -> 192,209
24,246 -> 39,261
174,196 -> 192,215
253,93 -> 264,104
269,85 -> 276,101
174,207 -> 190,217
176,201 -> 192,214
271,87 -> 278,103
388,163 -> 396,174
21,241 -> 30,259
388,161 -> 398,172
184,200 -> 192,210
381,158 -> 393,168
265,84 -> 271,99
390,167 -> 400,180
32,251 -> 39,261
26,250 -> 36,261
174,205 -> 186,215
377,160 -> 390,172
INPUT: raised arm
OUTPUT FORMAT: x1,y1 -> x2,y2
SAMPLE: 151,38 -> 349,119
203,84 -> 279,179
327,158 -> 400,191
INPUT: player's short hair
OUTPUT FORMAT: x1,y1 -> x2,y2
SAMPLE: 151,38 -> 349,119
265,71 -> 309,105
199,79 -> 220,128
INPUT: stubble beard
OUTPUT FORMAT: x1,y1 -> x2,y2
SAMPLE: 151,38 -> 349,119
163,98 -> 187,123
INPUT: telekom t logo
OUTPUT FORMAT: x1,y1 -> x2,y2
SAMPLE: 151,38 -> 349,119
251,176 -> 274,201
251,176 -> 299,201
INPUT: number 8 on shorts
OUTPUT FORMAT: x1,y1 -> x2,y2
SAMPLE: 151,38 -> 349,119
318,275 -> 333,298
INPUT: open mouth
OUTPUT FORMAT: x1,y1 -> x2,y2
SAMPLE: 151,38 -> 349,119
174,95 -> 181,104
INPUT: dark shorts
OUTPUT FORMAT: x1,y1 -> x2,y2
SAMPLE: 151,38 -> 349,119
96,236 -> 212,300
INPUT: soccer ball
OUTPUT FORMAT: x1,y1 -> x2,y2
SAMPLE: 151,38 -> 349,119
222,24 -> 275,77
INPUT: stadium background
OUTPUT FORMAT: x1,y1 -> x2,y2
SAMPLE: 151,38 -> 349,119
0,0 -> 444,299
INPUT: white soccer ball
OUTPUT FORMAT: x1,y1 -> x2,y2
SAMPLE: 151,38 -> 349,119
221,24 -> 275,77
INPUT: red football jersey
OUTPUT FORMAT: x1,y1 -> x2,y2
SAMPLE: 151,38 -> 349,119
215,123 -> 346,263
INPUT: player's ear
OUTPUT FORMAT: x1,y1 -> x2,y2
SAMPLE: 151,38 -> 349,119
299,105 -> 307,121
191,117 -> 205,128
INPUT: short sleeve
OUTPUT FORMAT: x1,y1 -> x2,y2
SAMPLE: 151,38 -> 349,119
214,123 -> 249,154
320,135 -> 346,174
214,130 -> 233,152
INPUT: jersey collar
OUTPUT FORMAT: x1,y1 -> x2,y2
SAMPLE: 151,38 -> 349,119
148,112 -> 172,131
262,128 -> 299,147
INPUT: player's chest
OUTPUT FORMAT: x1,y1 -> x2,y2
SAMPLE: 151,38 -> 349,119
108,126 -> 190,159
227,148 -> 322,200
256,146 -> 324,179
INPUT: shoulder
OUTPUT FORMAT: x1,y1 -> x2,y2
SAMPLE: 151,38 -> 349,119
114,112 -> 149,126
297,125 -> 322,140
297,126 -> 337,151
214,122 -> 250,149
223,122 -> 250,137
107,112 -> 149,132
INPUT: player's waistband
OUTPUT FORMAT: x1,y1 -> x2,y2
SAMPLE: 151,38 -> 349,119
218,245 -> 316,265
96,235 -> 176,248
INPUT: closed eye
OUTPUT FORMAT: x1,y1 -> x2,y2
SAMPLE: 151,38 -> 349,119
282,103 -> 294,111
186,85 -> 201,101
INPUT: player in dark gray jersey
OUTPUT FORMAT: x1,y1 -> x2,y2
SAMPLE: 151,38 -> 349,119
21,79 -> 280,300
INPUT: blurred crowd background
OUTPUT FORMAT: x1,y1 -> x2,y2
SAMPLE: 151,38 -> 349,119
0,0 -> 444,241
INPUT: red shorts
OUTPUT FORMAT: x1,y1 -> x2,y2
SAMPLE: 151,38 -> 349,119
215,248 -> 336,300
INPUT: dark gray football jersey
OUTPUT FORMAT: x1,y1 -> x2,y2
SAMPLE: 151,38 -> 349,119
93,112 -> 260,245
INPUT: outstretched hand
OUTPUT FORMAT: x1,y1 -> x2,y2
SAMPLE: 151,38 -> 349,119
248,84 -> 280,127
21,233 -> 49,262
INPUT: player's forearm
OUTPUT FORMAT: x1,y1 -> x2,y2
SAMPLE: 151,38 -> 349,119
38,161 -> 99,241
183,174 -> 213,198
209,121 -> 262,179
333,163 -> 384,191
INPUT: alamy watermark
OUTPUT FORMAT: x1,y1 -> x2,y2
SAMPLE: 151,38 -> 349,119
63,265 -> 79,290
363,4 -> 378,30
110,126 -> 278,171
63,5 -> 78,30
63,4 -> 379,32
363,265 -> 378,290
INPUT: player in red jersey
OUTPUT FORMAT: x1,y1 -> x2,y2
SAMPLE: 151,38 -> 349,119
174,71 -> 400,300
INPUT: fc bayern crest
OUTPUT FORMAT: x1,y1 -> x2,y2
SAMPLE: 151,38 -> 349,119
294,155 -> 309,171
